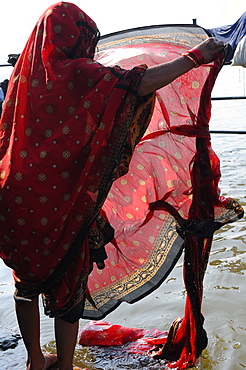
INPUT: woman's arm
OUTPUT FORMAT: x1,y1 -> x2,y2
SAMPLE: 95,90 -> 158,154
138,37 -> 225,96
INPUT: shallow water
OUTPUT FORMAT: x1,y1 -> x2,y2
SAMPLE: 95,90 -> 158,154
0,66 -> 245,369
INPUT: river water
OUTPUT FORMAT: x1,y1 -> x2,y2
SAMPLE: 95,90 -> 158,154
0,65 -> 245,370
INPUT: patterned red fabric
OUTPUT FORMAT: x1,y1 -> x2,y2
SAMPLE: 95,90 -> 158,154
0,2 -> 154,316
82,33 -> 243,368
85,42 -> 225,316
79,320 -> 168,348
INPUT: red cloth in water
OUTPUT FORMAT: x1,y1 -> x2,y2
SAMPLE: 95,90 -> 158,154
79,320 -> 167,352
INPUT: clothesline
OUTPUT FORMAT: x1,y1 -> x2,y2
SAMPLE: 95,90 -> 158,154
210,130 -> 246,134
211,96 -> 246,100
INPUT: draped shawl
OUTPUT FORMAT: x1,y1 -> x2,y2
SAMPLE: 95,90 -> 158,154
0,2 -> 155,316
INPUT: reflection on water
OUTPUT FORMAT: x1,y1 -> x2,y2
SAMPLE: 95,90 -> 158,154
0,66 -> 246,369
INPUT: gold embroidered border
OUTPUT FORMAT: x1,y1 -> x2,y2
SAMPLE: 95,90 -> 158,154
85,214 -> 180,310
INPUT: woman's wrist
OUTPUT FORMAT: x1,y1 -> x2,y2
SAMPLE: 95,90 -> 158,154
182,48 -> 205,68
182,52 -> 199,67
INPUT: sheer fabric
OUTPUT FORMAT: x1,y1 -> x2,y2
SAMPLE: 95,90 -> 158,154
83,27 -> 244,368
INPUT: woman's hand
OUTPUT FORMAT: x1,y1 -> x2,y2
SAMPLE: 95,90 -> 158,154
194,37 -> 225,64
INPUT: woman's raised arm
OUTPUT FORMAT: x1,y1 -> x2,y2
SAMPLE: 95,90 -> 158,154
138,37 -> 225,96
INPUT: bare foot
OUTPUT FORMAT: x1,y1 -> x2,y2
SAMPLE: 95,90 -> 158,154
26,352 -> 57,370
41,353 -> 58,369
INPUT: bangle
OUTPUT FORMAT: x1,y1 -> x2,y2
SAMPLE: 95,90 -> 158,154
188,48 -> 205,65
182,52 -> 199,67
182,48 -> 205,68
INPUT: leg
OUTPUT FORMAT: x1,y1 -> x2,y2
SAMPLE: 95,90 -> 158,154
15,296 -> 57,369
55,316 -> 79,370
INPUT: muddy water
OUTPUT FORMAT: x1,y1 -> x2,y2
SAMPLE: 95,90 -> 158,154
0,66 -> 245,369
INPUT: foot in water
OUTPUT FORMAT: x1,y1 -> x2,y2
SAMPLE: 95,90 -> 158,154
26,352 -> 57,370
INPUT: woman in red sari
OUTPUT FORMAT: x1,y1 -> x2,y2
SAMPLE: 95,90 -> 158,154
0,2 -> 224,369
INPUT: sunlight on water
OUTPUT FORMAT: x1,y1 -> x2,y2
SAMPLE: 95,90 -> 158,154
0,66 -> 245,369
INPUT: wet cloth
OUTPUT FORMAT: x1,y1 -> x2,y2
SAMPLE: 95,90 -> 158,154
0,2 -> 155,318
80,320 -> 170,355
81,25 -> 244,368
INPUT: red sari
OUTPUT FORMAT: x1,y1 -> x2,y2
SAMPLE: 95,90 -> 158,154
0,2 -> 155,318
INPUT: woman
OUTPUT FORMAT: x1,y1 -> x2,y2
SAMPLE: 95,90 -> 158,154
0,2 -> 225,370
